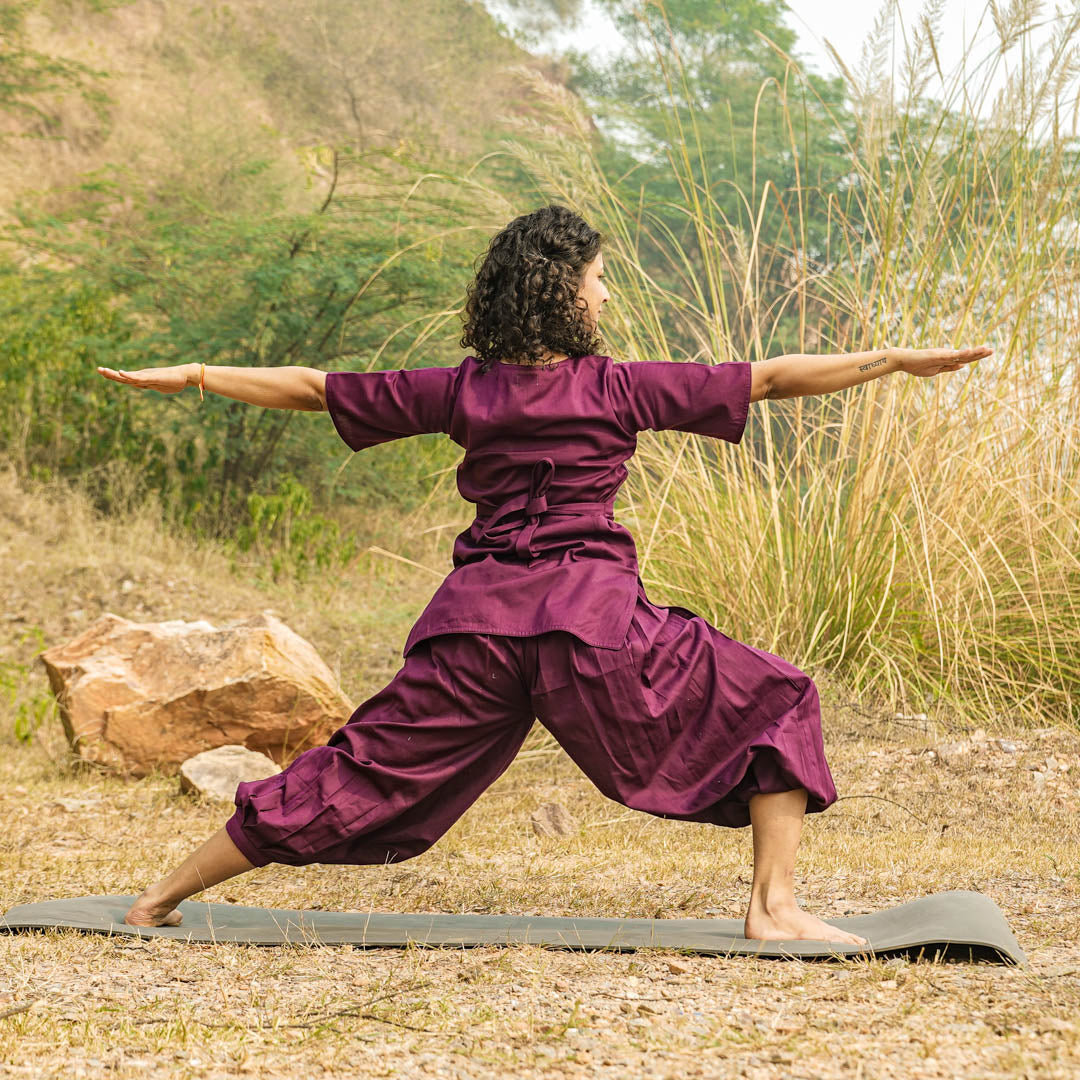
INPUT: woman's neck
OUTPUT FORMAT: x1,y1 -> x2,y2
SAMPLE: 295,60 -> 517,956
499,351 -> 569,368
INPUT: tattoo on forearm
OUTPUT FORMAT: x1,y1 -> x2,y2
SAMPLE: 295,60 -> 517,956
858,355 -> 889,373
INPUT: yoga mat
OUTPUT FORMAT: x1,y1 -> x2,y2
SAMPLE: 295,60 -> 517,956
0,889 -> 1025,965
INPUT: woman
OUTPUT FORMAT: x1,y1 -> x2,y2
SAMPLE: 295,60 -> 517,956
98,204 -> 989,943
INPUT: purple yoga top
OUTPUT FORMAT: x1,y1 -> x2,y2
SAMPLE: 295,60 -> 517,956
324,355 -> 752,658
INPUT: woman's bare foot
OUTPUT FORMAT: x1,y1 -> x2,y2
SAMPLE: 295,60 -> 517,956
124,888 -> 184,927
744,899 -> 867,946
120,826 -> 254,929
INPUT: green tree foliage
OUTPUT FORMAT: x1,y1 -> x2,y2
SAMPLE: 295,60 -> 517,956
566,0 -> 854,359
0,258 -> 141,492
486,0 -> 588,49
6,138 -> 489,535
0,0 -> 568,541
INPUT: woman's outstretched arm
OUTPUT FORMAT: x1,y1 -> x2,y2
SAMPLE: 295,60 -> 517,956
97,363 -> 328,411
749,345 -> 992,402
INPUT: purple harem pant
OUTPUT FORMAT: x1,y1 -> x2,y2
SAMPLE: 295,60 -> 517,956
225,581 -> 838,867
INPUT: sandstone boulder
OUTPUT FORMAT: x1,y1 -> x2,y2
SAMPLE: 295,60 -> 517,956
179,744 -> 281,802
39,611 -> 354,776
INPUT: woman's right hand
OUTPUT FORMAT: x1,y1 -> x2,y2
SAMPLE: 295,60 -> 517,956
890,345 -> 992,377
97,365 -> 190,395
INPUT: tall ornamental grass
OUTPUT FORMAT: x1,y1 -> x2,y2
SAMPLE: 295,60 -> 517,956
482,0 -> 1080,725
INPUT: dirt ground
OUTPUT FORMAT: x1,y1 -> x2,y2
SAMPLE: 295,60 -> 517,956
1,469 -> 1079,1079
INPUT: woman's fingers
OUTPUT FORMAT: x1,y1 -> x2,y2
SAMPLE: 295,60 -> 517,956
954,345 -> 992,361
923,346 -> 989,361
96,366 -> 186,393
910,345 -> 992,372
97,366 -> 137,384
898,344 -> 992,378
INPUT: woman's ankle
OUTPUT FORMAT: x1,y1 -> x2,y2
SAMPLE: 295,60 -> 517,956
748,886 -> 799,916
137,881 -> 180,909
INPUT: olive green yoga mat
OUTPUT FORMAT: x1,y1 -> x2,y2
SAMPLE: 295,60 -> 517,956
0,890 -> 1025,965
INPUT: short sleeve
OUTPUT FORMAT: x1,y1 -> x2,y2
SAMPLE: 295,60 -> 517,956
324,366 -> 456,452
609,359 -> 752,443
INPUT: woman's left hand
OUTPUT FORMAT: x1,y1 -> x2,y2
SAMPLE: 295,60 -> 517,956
891,345 -> 992,377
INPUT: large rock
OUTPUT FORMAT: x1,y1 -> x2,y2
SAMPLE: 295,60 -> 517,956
180,744 -> 281,802
39,611 -> 354,776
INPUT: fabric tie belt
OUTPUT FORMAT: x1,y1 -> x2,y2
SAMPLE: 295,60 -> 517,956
475,457 -> 614,562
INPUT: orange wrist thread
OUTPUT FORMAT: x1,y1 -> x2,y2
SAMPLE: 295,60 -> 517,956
199,363 -> 206,401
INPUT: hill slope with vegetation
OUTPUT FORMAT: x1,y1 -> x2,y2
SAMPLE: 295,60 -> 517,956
1,0 -> 564,213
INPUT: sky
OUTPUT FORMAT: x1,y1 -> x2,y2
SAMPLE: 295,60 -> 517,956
482,0 -> 1067,121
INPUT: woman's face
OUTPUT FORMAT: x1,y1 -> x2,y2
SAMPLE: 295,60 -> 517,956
577,250 -> 609,334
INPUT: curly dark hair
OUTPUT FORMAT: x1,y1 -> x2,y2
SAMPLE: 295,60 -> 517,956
459,204 -> 607,373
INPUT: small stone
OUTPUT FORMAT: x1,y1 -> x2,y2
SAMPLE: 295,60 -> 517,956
53,797 -> 99,812
1039,1017 -> 1076,1034
894,712 -> 928,722
665,959 -> 691,974
937,740 -> 972,758
530,801 -> 576,838
120,579 -> 135,593
772,1018 -> 802,1033
179,744 -> 280,802
554,980 -> 570,992
994,739 -> 1019,753
0,998 -> 44,1018
1032,771 -> 1048,790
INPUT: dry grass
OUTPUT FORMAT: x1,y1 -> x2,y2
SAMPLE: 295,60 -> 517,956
2,467 -> 1080,1079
